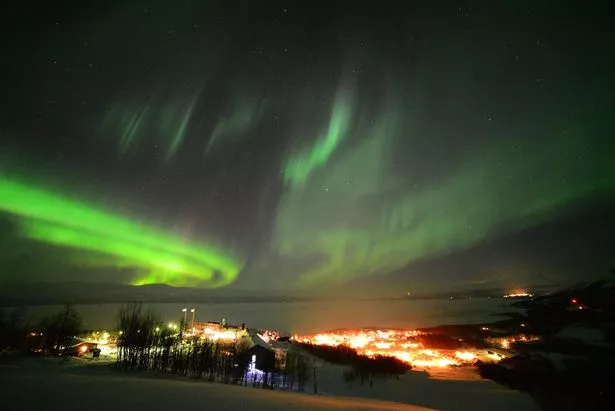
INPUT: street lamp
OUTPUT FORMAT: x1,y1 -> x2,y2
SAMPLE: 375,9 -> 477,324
190,308 -> 196,327
181,308 -> 187,327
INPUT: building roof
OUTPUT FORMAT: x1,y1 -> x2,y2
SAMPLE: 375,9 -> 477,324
245,331 -> 273,351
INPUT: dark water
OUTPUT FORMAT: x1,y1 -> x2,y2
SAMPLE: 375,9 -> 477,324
13,297 -> 514,334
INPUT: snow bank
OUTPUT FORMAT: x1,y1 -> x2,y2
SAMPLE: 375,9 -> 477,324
0,358 -> 433,411
309,363 -> 540,411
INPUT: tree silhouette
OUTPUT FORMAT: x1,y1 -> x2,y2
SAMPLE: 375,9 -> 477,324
40,305 -> 82,352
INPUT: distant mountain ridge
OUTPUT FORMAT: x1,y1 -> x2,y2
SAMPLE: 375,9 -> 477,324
0,282 -> 305,306
0,281 -> 562,306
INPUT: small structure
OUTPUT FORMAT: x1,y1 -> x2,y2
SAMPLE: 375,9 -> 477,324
61,341 -> 98,357
479,348 -> 512,362
242,332 -> 276,372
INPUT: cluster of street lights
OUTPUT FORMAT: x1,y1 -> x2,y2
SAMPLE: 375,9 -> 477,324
181,307 -> 196,328
162,309 -> 196,334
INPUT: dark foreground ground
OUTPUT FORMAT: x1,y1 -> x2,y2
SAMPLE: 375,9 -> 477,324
0,358 -> 433,411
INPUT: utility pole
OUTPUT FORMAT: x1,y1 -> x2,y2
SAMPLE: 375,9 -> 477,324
313,366 -> 318,394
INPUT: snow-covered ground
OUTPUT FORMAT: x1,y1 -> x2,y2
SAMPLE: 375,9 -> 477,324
308,363 -> 540,411
0,357 -> 540,411
0,358 -> 432,411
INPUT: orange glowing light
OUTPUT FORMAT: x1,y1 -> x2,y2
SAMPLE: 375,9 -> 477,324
486,334 -> 540,351
455,351 -> 476,361
374,342 -> 392,349
503,290 -> 533,298
293,328 -> 482,369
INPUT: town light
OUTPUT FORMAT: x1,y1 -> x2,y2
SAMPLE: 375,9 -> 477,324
455,351 -> 476,361
294,328 -> 485,368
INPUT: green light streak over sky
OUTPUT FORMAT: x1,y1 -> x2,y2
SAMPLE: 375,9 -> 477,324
283,88 -> 354,186
99,84 -> 205,161
275,101 -> 615,288
206,99 -> 267,153
165,99 -> 197,162
0,178 -> 242,287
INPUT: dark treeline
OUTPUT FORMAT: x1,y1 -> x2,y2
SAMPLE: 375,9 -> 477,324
115,304 -> 313,390
3,303 -> 408,393
0,305 -> 82,357
277,348 -> 314,391
38,305 -> 82,352
116,304 -> 249,384
295,342 -> 411,388
0,308 -> 27,352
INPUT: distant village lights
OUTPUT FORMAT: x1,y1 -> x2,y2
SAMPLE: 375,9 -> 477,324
503,290 -> 534,298
295,329 -> 484,369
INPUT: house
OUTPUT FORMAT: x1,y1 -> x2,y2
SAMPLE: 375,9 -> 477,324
242,331 -> 276,372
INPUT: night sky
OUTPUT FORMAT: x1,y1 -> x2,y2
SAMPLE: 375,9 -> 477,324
1,1 -> 614,295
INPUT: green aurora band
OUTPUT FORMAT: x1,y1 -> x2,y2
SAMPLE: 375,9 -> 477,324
100,93 -> 265,160
99,85 -> 204,161
206,99 -> 267,153
0,178 -> 242,287
283,88 -> 354,186
274,100 -> 615,288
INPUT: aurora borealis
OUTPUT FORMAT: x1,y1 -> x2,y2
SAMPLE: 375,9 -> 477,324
0,178 -> 241,287
1,1 -> 614,293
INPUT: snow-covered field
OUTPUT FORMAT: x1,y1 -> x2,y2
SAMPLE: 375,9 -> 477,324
310,363 -> 540,411
0,358 -> 430,411
0,357 -> 539,411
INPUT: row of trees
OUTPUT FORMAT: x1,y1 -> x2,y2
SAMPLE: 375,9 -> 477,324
0,309 -> 27,351
1,303 -> 320,392
0,305 -> 82,355
295,342 -> 411,388
4,303 -> 415,393
278,348 -> 312,391
39,305 -> 82,352
115,304 -> 314,390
